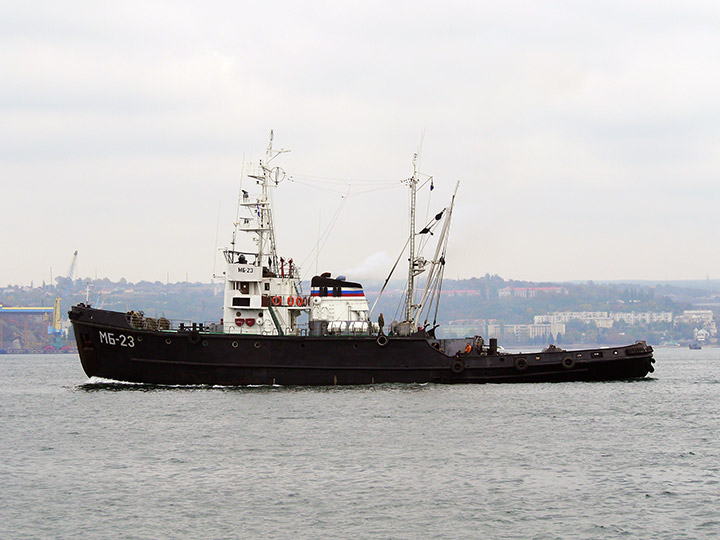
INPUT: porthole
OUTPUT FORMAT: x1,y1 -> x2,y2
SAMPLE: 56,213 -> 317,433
202,340 -> 208,347
165,338 -> 172,345
254,342 -> 261,349
232,341 -> 238,348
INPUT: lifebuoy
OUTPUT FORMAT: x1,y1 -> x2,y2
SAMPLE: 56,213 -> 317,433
272,296 -> 281,306
377,335 -> 389,347
562,357 -> 575,369
296,296 -> 304,307
287,296 -> 295,306
514,357 -> 528,371
451,359 -> 465,374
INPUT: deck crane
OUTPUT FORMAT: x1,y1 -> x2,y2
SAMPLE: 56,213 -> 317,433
52,250 -> 78,333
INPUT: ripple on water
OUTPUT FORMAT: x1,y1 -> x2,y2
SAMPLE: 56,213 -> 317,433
0,349 -> 719,539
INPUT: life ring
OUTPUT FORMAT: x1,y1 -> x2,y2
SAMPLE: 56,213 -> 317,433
451,359 -> 465,374
376,335 -> 389,347
287,296 -> 295,307
272,296 -> 281,306
514,357 -> 528,371
562,357 -> 575,369
296,296 -> 304,307
188,330 -> 201,345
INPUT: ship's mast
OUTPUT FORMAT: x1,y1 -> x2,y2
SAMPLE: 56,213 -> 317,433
257,133 -> 272,270
412,181 -> 459,328
250,130 -> 288,273
404,153 -> 419,322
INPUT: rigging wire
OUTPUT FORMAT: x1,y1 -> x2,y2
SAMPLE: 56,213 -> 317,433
290,172 -> 401,185
290,177 -> 403,198
297,188 -> 350,279
432,263 -> 446,327
293,176 -> 406,280
369,236 -> 410,316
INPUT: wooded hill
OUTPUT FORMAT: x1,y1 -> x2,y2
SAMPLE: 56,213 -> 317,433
2,274 -> 717,345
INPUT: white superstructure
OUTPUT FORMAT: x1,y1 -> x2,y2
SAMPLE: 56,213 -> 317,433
221,132 -> 305,336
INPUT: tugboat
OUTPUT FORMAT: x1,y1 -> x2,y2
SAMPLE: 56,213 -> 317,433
70,133 -> 655,386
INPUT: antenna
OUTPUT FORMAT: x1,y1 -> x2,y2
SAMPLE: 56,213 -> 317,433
231,153 -> 246,251
212,201 -> 221,281
316,213 -> 321,276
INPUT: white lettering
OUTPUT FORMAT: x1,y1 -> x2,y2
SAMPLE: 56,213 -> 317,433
99,331 -> 135,347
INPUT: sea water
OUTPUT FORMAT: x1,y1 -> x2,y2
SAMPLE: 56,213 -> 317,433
1,348 -> 718,539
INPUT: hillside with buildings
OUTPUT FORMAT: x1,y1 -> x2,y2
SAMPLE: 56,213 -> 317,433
1,274 -> 718,350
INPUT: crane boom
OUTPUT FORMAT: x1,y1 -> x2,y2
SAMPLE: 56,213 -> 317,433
53,250 -> 78,332
66,250 -> 78,282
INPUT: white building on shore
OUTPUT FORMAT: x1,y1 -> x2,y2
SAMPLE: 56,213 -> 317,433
534,311 -> 673,329
488,322 -> 565,340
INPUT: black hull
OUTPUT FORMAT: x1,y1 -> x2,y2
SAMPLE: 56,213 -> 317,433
70,305 -> 655,386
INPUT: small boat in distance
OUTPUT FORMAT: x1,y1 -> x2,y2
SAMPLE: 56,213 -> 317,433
689,342 -> 702,350
70,133 -> 655,386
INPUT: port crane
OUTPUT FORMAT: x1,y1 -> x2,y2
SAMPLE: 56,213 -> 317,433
52,250 -> 78,334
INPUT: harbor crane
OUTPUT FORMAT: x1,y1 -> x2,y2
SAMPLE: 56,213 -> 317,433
52,250 -> 78,334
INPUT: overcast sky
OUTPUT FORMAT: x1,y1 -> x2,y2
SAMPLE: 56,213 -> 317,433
3,0 -> 720,286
